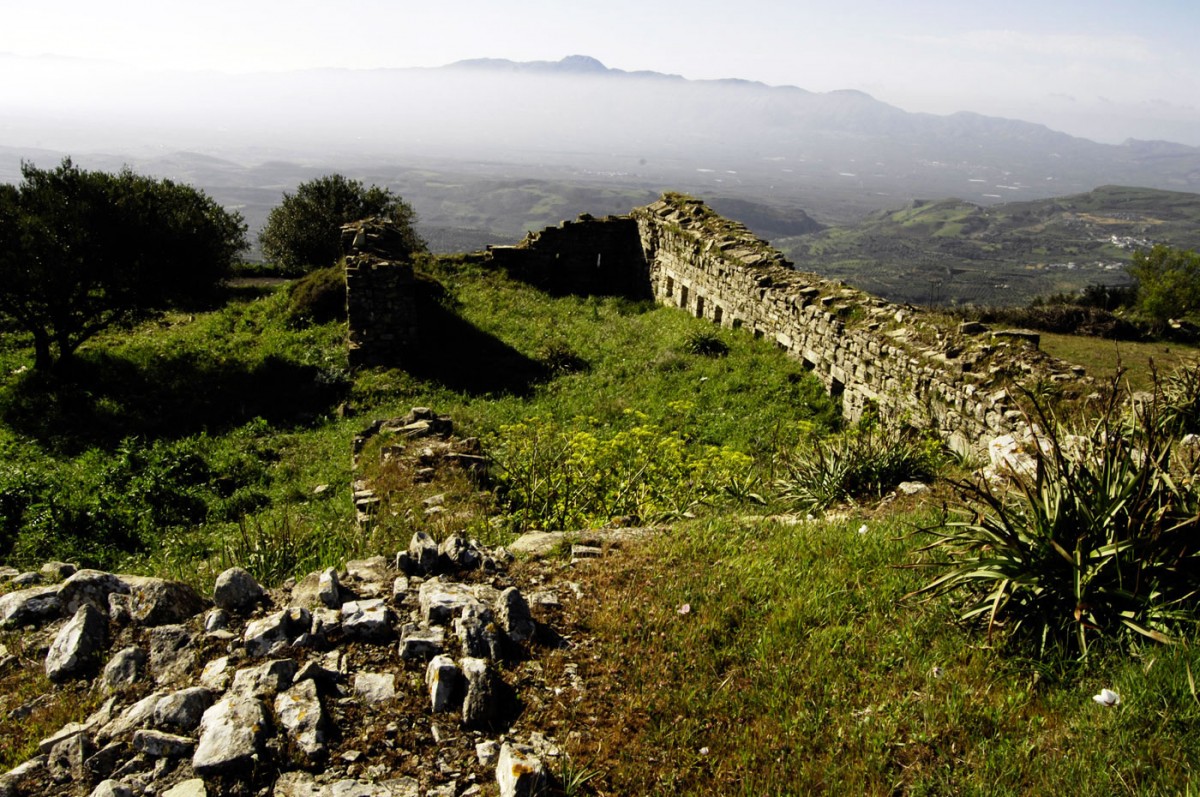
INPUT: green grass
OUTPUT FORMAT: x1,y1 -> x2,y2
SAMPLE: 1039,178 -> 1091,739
3,257 -> 1199,791
1040,332 -> 1200,391
576,513 -> 1200,795
0,259 -> 838,578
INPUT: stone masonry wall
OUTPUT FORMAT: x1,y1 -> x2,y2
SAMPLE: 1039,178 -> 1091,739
343,218 -> 418,368
486,214 -> 650,298
630,195 -> 1084,455
346,195 -> 1087,456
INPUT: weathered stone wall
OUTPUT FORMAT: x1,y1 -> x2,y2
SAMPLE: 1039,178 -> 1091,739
487,214 -> 650,298
630,195 -> 1083,454
346,195 -> 1087,455
343,218 -> 418,367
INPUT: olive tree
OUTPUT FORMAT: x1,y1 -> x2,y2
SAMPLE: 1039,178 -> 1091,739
1127,245 -> 1200,329
0,159 -> 247,371
258,174 -> 425,274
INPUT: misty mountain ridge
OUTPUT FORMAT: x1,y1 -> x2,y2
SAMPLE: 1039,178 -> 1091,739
4,52 -> 1200,306
4,52 -> 1198,205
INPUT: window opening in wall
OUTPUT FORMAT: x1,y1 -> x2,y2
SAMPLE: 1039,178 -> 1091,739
713,305 -> 723,325
666,276 -> 675,297
732,318 -> 743,330
680,285 -> 689,310
830,378 -> 845,398
753,328 -> 764,340
696,295 -> 705,319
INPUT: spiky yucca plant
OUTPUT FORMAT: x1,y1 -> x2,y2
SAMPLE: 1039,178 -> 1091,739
915,382 -> 1200,657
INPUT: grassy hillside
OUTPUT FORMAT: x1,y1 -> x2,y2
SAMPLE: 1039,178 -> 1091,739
778,185 -> 1200,307
2,260 -> 1197,793
0,259 -> 836,579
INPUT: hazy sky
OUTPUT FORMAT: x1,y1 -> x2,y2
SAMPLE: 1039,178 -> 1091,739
4,0 -> 1199,145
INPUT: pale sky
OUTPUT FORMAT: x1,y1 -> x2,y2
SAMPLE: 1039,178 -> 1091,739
4,0 -> 1199,145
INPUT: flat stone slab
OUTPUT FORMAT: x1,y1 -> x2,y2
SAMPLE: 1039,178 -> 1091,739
193,696 -> 269,776
507,528 -> 656,558
353,672 -> 396,704
340,598 -> 395,641
0,585 -> 61,628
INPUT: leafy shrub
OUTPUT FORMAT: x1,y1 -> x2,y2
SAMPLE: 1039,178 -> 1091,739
259,174 -> 424,274
915,387 -> 1200,657
286,264 -> 346,326
489,412 -> 754,531
0,434 -> 272,569
774,425 -> 942,512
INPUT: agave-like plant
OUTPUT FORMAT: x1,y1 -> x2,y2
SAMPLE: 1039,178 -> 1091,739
914,380 -> 1200,657
775,425 -> 942,512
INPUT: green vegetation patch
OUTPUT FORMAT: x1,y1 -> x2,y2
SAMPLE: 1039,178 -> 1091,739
574,513 -> 1200,795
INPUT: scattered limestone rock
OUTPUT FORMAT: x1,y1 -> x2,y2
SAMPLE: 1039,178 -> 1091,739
89,780 -> 134,797
192,696 -> 270,777
495,743 -> 545,797
456,603 -> 502,660
148,624 -> 199,684
102,646 -> 148,690
59,570 -> 129,616
204,608 -> 230,634
398,624 -> 446,660
275,678 -> 330,760
98,692 -> 166,743
1,542 -> 562,797
310,607 -> 342,641
231,658 -> 299,700
0,585 -> 61,629
126,576 -> 206,626
154,686 -> 213,732
425,655 -> 461,713
408,532 -> 439,575
47,731 -> 90,783
162,779 -> 208,797
46,604 -> 108,682
319,568 -> 343,608
200,656 -> 233,692
419,578 -> 485,625
212,567 -> 265,614
0,756 -> 47,795
439,533 -> 481,571
354,672 -> 396,704
476,740 -> 499,767
245,607 -> 311,657
460,657 -> 497,729
132,729 -> 195,758
496,587 -> 535,645
41,561 -> 78,580
340,598 -> 395,641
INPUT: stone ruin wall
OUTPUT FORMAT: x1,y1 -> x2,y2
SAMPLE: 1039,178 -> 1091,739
345,197 -> 1088,456
630,196 -> 1085,455
343,218 -> 418,368
486,215 -> 650,298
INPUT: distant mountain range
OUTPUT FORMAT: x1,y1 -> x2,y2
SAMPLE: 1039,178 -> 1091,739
4,53 -> 1200,306
3,53 -> 1199,212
